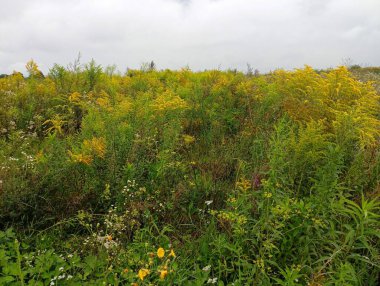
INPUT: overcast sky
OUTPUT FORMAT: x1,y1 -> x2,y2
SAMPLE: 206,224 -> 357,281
1,0 -> 379,74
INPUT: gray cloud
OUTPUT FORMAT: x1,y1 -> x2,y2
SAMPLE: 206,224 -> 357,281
0,0 -> 379,74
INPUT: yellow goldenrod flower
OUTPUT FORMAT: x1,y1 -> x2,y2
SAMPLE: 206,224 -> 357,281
151,91 -> 188,113
236,178 -> 251,192
106,235 -> 112,241
157,247 -> 165,258
83,137 -> 106,158
68,91 -> 81,102
159,269 -> 168,280
138,268 -> 150,281
68,151 -> 93,165
96,96 -> 110,108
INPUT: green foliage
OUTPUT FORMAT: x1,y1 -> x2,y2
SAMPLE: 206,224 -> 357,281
0,61 -> 379,284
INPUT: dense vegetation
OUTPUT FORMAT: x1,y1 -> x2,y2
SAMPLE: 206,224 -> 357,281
0,60 -> 379,285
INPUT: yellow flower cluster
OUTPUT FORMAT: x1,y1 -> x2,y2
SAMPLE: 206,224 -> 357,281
137,268 -> 150,280
25,59 -> 42,77
236,178 -> 251,192
96,97 -> 110,108
95,90 -> 111,109
211,209 -> 248,235
83,137 -> 106,158
68,91 -> 81,103
277,66 -> 380,148
263,191 -> 273,198
134,247 -> 176,282
151,91 -> 188,113
68,151 -> 93,165
68,137 -> 106,165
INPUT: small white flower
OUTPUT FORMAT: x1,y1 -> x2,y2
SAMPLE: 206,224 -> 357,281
205,200 -> 213,206
59,267 -> 64,272
202,265 -> 211,271
207,277 -> 218,284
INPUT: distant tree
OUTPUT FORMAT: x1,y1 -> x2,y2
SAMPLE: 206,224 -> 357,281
0,74 -> 8,79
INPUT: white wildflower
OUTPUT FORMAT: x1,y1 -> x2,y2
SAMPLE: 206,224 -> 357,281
202,265 -> 211,271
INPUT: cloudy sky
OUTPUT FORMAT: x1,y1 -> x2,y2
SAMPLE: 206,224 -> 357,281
1,0 -> 379,74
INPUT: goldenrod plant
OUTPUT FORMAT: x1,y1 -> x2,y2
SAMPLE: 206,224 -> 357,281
0,61 -> 379,285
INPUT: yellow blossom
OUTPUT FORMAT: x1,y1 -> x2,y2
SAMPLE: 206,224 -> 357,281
69,92 -> 81,103
138,268 -> 150,281
157,247 -> 165,258
68,151 -> 93,165
151,91 -> 188,113
236,178 -> 251,192
96,97 -> 110,108
159,269 -> 168,280
83,137 -> 106,158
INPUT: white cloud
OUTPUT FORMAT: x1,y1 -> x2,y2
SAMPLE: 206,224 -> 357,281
0,0 -> 379,74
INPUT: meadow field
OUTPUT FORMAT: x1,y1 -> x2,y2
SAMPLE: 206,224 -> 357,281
0,61 -> 379,285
